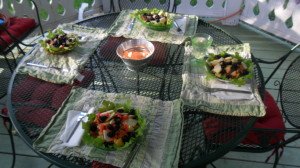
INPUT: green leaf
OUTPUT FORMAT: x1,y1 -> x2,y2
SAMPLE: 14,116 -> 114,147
253,2 -> 260,16
285,15 -> 293,28
190,0 -> 197,6
222,0 -> 226,8
283,0 -> 289,9
206,0 -> 213,7
159,0 -> 166,4
174,0 -> 181,6
268,9 -> 275,21
129,0 -> 135,2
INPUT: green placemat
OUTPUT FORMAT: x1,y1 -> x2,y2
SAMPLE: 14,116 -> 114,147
108,10 -> 198,44
18,24 -> 107,84
33,88 -> 183,168
181,43 -> 266,117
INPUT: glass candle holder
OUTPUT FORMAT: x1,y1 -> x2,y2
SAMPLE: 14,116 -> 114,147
191,33 -> 213,59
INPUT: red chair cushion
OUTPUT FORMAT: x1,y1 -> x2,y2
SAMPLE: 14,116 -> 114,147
241,91 -> 285,145
203,91 -> 285,146
16,100 -> 55,127
12,76 -> 44,102
0,17 -> 36,49
12,70 -> 95,126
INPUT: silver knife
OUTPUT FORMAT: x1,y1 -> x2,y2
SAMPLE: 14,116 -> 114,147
128,18 -> 136,32
26,62 -> 48,68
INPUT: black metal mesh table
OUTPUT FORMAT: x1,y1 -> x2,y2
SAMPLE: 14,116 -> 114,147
7,13 -> 264,168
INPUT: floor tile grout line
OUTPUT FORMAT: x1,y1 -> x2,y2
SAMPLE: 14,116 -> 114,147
0,151 -> 39,158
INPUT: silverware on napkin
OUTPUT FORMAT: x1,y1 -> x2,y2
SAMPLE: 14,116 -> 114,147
26,62 -> 69,72
65,105 -> 94,143
128,18 -> 136,32
174,20 -> 182,32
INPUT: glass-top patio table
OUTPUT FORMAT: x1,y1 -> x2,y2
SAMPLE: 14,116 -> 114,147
7,12 -> 265,168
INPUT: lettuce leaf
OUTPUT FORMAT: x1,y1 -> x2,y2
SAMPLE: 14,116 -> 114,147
82,99 -> 147,151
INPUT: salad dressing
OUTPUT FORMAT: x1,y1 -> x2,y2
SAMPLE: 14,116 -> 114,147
122,47 -> 150,60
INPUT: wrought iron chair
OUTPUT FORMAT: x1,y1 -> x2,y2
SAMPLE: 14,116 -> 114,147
231,43 -> 300,168
0,1 -> 44,167
0,0 -> 44,72
116,0 -> 172,12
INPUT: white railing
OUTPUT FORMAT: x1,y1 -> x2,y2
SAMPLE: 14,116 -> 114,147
104,0 -> 244,25
240,0 -> 300,44
1,0 -> 299,44
0,0 -> 102,31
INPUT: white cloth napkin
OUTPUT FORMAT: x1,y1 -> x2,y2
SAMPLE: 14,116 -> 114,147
211,91 -> 254,100
60,107 -> 94,147
199,76 -> 254,100
170,16 -> 188,35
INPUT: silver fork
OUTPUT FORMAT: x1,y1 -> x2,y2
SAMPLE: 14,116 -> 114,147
26,62 -> 69,72
174,20 -> 182,32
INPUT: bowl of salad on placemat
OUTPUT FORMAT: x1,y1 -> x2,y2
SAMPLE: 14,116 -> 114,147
206,51 -> 254,86
82,100 -> 146,150
40,29 -> 79,55
131,8 -> 173,31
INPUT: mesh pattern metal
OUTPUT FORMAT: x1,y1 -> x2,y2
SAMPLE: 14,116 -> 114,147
89,36 -> 184,100
179,107 -> 252,167
118,0 -> 171,11
281,56 -> 300,128
7,13 -> 261,167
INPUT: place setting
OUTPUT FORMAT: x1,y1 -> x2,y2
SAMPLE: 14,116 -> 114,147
33,87 -> 183,168
108,8 -> 198,45
17,24 -> 108,84
181,36 -> 266,117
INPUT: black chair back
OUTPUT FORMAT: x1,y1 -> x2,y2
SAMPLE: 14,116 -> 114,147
280,55 -> 300,129
118,0 -> 171,11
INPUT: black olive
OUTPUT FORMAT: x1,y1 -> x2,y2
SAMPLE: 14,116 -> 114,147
122,135 -> 130,142
107,131 -> 115,138
127,132 -> 136,138
117,109 -> 125,113
232,63 -> 238,70
90,123 -> 97,132
241,70 -> 249,76
114,124 -> 121,131
104,141 -> 113,147
129,109 -> 136,115
107,124 -> 114,130
215,55 -> 221,59
114,117 -> 121,124
99,116 -> 108,122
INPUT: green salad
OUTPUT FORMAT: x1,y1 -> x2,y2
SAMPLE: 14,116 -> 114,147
82,100 -> 146,150
40,29 -> 79,55
131,8 -> 173,31
206,52 -> 254,86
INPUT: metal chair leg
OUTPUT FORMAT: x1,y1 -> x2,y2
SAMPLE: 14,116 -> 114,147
1,108 -> 16,168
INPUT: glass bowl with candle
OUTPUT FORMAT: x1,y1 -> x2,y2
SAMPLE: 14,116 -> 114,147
116,39 -> 155,71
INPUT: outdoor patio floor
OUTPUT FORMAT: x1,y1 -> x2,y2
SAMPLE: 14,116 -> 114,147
0,20 -> 299,168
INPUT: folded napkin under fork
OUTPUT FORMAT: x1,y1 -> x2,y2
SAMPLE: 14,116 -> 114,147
60,107 -> 95,147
